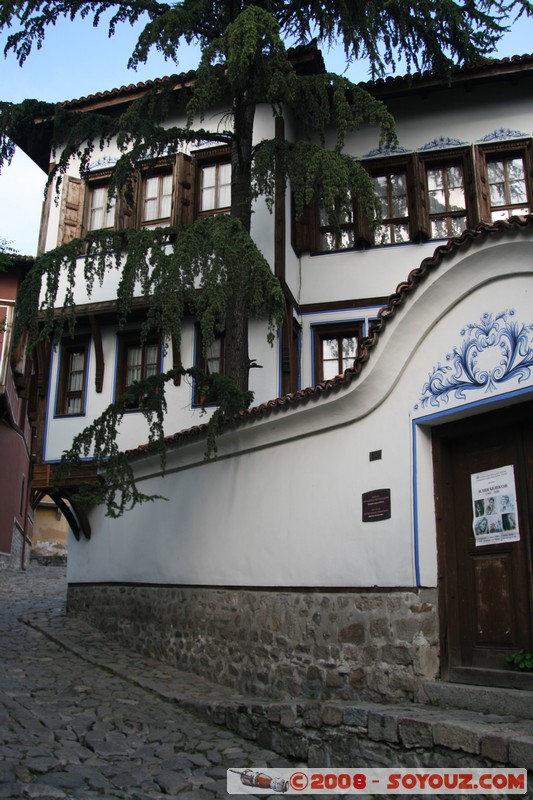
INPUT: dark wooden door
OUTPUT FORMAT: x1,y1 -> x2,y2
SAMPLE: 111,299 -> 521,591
433,402 -> 533,687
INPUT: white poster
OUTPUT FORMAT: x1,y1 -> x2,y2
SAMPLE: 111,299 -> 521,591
471,464 -> 519,546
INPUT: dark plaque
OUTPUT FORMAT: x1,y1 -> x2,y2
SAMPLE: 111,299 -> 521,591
362,489 -> 391,522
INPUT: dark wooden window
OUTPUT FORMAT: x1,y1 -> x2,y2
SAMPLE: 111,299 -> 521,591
87,183 -> 116,230
487,155 -> 531,220
141,172 -> 173,228
425,162 -> 468,239
115,333 -> 162,406
318,196 -> 358,251
56,339 -> 89,416
194,326 -> 225,405
199,162 -> 231,215
193,146 -> 232,219
373,171 -> 409,245
313,322 -> 363,383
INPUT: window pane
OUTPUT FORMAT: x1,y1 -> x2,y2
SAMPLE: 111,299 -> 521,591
144,344 -> 159,378
126,346 -> 142,385
159,174 -> 173,219
89,187 -> 105,230
200,166 -> 216,211
218,163 -> 231,208
67,397 -> 81,415
391,174 -> 408,216
393,223 -> 410,242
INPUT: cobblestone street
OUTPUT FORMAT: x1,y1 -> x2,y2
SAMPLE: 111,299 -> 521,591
0,564 -> 292,800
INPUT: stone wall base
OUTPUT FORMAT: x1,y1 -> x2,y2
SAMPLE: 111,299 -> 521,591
67,584 -> 439,703
0,523 -> 28,571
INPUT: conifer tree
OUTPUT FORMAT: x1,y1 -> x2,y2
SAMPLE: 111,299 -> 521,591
0,0 -> 531,514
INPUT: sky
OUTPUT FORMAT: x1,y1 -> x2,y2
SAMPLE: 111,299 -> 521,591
1,10 -> 533,256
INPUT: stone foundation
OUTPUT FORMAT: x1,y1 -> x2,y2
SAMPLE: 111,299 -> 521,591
67,584 -> 439,703
0,523 -> 28,571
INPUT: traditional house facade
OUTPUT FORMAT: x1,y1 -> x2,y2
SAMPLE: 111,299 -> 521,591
18,51 -> 533,701
0,255 -> 35,569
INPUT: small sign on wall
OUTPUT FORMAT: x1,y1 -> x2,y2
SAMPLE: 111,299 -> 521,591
362,489 -> 391,522
471,464 -> 519,546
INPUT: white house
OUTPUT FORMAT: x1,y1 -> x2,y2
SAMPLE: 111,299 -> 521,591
20,49 -> 533,702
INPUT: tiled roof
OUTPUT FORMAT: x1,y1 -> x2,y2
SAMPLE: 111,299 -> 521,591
127,214 -> 533,459
59,52 -> 533,110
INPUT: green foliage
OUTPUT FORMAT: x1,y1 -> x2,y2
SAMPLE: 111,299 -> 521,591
59,366 -> 253,517
3,0 -> 532,516
0,236 -> 18,272
507,650 -> 533,671
16,215 -> 284,358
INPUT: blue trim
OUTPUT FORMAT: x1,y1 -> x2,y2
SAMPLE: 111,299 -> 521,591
411,421 -> 421,588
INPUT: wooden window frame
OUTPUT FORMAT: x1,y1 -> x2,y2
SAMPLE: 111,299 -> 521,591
419,148 -> 476,240
193,146 -> 232,218
55,338 -> 90,418
312,321 -> 363,384
86,180 -> 117,232
476,139 -> 533,223
115,332 -> 163,408
368,166 -> 410,245
140,163 -> 174,228
193,324 -> 225,406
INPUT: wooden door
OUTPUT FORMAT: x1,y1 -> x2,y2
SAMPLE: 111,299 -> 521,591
433,402 -> 533,687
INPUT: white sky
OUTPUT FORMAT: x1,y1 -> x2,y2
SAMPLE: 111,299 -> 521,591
1,12 -> 532,256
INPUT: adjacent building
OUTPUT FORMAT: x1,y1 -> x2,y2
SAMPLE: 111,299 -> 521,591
0,254 -> 35,569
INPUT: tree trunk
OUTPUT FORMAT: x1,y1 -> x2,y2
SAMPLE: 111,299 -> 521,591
225,93 -> 255,392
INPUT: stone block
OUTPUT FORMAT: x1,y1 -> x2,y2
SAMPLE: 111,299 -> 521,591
367,711 -> 400,743
338,623 -> 365,644
480,730 -> 514,763
432,720 -> 482,754
509,735 -> 533,770
398,717 -> 434,749
322,704 -> 344,726
343,705 -> 372,728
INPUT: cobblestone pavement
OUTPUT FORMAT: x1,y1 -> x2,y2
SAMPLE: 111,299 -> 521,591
0,564 -> 294,800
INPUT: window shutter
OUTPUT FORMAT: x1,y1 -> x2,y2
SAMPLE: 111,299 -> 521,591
292,197 -> 318,254
173,153 -> 194,226
116,172 -> 139,230
355,201 -> 373,247
524,140 -> 533,210
463,148 -> 480,227
474,146 -> 491,223
407,156 -> 430,240
57,176 -> 86,246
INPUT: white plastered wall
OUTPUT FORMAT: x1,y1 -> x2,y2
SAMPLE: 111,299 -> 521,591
68,229 -> 533,588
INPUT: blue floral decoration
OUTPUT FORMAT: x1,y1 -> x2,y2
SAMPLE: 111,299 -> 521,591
420,310 -> 533,407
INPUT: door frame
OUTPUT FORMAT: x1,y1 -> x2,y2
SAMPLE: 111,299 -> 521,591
431,399 -> 533,688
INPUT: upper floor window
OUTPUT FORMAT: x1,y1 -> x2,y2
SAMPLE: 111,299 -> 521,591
141,172 -> 173,228
87,184 -> 116,231
198,162 -> 231,215
373,172 -> 409,245
313,322 -> 363,383
194,325 -> 225,405
426,163 -> 467,239
318,194 -> 358,251
115,333 -> 162,407
487,156 -> 530,220
56,339 -> 89,417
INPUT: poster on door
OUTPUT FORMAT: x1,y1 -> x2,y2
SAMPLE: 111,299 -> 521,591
471,464 -> 519,546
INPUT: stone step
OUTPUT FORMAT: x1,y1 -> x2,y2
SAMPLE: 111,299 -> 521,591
421,680 -> 533,720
